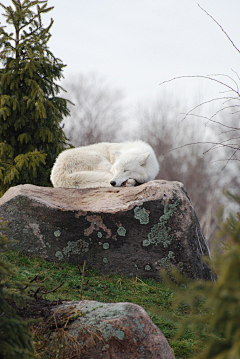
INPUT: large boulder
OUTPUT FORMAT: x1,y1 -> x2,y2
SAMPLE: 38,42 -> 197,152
0,180 -> 214,281
45,300 -> 176,359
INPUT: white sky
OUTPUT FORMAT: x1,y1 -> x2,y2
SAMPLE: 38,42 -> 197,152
1,0 -> 240,109
44,0 -> 240,109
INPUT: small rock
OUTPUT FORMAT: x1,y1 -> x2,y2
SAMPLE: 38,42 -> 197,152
47,300 -> 176,359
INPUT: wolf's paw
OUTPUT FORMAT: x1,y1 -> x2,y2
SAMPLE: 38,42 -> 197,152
122,179 -> 139,187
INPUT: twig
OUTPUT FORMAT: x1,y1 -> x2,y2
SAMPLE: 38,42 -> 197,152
206,73 -> 239,93
39,277 -> 48,283
198,4 -> 240,55
180,112 -> 238,130
162,141 -> 239,156
24,274 -> 39,289
42,281 -> 65,295
180,96 -> 239,120
30,281 -> 65,298
33,287 -> 42,298
221,147 -> 240,169
232,69 -> 240,82
159,75 -> 239,95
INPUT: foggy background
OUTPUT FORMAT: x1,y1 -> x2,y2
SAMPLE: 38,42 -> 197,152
53,1 -> 240,245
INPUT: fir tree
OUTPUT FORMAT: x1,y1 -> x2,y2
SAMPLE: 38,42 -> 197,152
0,218 -> 35,359
0,0 -> 71,196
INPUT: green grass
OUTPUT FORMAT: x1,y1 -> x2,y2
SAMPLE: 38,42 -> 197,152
1,251 -> 205,359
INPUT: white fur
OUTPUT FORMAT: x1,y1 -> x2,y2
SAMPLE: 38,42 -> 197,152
50,140 -> 159,189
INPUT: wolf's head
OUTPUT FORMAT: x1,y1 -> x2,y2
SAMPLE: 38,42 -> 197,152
110,151 -> 150,187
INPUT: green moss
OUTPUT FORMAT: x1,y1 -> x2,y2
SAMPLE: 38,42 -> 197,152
143,201 -> 179,248
134,206 -> 149,224
117,227 -> 126,236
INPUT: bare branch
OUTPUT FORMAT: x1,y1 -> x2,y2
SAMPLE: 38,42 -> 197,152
208,105 -> 240,123
42,281 -> 65,295
230,110 -> 240,116
219,129 -> 240,136
206,73 -> 240,93
181,112 -> 239,131
159,75 -> 240,96
220,147 -> 240,169
222,98 -> 239,105
198,4 -> 240,55
163,141 -> 239,156
180,96 -> 238,121
231,69 -> 240,82
203,137 -> 240,153
212,158 -> 240,163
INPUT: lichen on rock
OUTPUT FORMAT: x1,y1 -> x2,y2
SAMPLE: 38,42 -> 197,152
62,239 -> 90,257
54,230 -> 61,237
143,201 -> 179,248
47,300 -> 176,358
103,243 -> 110,250
55,251 -> 63,260
117,227 -> 126,236
0,181 -> 214,281
134,206 -> 149,224
157,251 -> 176,269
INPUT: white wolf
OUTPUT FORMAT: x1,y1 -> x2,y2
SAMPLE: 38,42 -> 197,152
50,140 -> 159,189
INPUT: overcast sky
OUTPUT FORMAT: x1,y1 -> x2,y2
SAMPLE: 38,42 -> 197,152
42,0 -> 240,109
1,0 -> 240,110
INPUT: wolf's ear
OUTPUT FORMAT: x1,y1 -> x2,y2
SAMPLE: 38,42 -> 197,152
139,152 -> 150,166
115,150 -> 121,157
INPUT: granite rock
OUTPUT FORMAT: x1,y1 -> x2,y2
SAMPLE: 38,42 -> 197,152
47,300 -> 176,359
0,180 -> 214,280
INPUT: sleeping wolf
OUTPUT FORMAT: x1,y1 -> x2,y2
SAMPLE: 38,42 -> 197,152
50,140 -> 159,189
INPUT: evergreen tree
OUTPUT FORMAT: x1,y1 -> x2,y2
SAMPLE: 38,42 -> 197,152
0,218 -> 35,359
0,0 -> 71,196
